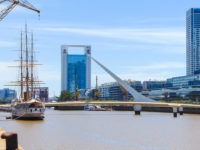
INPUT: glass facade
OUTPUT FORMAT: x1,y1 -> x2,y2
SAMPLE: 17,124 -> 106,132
186,8 -> 200,75
67,55 -> 86,93
167,74 -> 200,88
143,81 -> 166,90
98,81 -> 143,100
61,45 -> 91,93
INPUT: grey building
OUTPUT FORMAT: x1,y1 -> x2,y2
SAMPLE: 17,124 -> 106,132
142,88 -> 200,100
98,81 -> 142,100
186,8 -> 200,75
166,9 -> 200,88
34,87 -> 49,102
167,74 -> 200,88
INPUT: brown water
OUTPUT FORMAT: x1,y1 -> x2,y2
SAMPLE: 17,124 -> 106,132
1,109 -> 200,150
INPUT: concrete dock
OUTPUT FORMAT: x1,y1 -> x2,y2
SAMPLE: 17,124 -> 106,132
0,128 -> 23,150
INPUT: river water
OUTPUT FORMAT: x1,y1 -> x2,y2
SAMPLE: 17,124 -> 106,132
0,109 -> 200,150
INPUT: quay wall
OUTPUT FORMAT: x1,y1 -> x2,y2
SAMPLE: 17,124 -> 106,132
53,105 -> 200,114
1,105 -> 200,114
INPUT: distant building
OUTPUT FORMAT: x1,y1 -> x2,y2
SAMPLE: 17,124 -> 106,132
99,81 -> 142,100
78,89 -> 88,100
48,96 -> 58,102
0,88 -> 16,100
61,45 -> 91,93
167,74 -> 200,88
34,87 -> 49,102
186,8 -> 200,75
143,81 -> 166,90
85,88 -> 96,100
165,8 -> 200,88
142,88 -> 200,100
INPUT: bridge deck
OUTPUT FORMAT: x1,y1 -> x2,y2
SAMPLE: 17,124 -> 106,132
44,101 -> 200,108
1,101 -> 200,109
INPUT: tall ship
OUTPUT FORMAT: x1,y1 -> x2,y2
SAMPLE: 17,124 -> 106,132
8,24 -> 45,120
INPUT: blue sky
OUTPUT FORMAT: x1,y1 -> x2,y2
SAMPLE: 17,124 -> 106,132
0,0 -> 199,97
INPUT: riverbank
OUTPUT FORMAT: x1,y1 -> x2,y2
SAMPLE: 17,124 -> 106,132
158,100 -> 200,104
54,105 -> 200,114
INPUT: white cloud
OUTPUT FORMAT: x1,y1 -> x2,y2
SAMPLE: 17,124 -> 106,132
0,61 -> 60,97
0,41 -> 16,47
37,66 -> 60,96
91,62 -> 185,87
124,62 -> 185,71
92,42 -> 185,54
0,62 -> 18,86
41,27 -> 185,45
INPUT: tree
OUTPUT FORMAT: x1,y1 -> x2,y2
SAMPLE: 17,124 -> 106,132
57,90 -> 74,102
187,91 -> 200,102
162,92 -> 169,102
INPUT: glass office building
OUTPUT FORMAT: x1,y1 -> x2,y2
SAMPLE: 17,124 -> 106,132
98,81 -> 143,100
167,74 -> 200,88
61,45 -> 91,93
186,8 -> 200,75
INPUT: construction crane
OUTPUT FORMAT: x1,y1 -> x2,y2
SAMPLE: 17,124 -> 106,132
0,0 -> 40,22
95,76 -> 100,100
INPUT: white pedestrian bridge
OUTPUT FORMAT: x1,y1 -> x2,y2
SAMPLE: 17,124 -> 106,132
44,101 -> 200,117
87,54 -> 155,102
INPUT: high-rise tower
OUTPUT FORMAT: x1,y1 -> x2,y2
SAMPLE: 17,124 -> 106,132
61,45 -> 91,93
186,8 -> 200,75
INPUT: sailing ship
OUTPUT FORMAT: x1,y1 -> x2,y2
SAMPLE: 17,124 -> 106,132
8,24 -> 45,120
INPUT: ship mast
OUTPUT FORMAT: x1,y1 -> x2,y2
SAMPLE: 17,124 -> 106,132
6,24 -> 44,101
20,31 -> 23,101
25,24 -> 29,101
31,33 -> 34,99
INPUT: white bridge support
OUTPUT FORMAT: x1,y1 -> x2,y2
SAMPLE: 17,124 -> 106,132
173,107 -> 178,118
134,105 -> 142,115
178,107 -> 183,115
87,54 -> 156,103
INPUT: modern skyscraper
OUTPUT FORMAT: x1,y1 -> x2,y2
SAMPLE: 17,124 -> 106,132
61,45 -> 91,93
186,8 -> 200,75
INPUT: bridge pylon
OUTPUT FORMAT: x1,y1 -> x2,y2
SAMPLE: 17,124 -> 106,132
87,54 -> 156,103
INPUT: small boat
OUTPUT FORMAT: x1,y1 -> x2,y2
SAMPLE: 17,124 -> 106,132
84,105 -> 105,111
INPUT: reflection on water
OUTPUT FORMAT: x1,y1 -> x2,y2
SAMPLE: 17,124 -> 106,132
1,109 -> 200,150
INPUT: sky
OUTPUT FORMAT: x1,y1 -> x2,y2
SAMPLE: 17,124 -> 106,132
0,0 -> 199,97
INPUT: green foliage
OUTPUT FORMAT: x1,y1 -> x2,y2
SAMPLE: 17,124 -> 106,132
57,90 -> 74,102
162,92 -> 169,102
0,99 -> 11,104
0,99 -> 7,101
157,99 -> 199,104
187,91 -> 200,101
